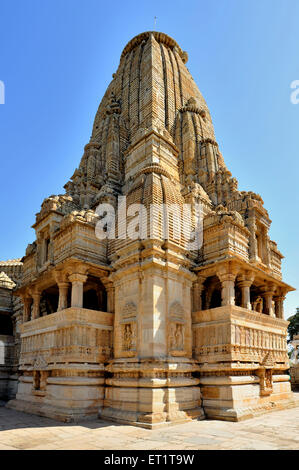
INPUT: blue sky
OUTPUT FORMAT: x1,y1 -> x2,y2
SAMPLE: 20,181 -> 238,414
0,0 -> 298,317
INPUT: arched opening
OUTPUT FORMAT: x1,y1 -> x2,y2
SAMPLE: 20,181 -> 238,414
204,276 -> 222,309
40,285 -> 59,315
83,276 -> 107,311
255,224 -> 268,265
83,289 -> 99,310
210,289 -> 222,309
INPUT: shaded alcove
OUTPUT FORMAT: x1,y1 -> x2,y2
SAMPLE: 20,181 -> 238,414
40,285 -> 59,315
0,313 -> 13,335
210,288 -> 222,309
83,289 -> 100,310
203,276 -> 222,309
250,283 -> 265,313
83,275 -> 107,312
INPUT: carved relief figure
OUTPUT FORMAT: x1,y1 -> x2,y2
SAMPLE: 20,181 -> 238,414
123,323 -> 136,351
175,324 -> 184,350
170,323 -> 184,351
253,296 -> 263,313
170,323 -> 177,350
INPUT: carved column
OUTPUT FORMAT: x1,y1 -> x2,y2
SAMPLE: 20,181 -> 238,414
274,296 -> 285,319
69,274 -> 87,308
57,282 -> 70,311
237,274 -> 254,310
192,277 -> 205,311
263,289 -> 276,317
31,291 -> 41,320
264,234 -> 271,267
106,284 -> 115,313
217,272 -> 237,306
279,296 -> 285,319
96,288 -> 104,311
247,217 -> 258,261
22,296 -> 32,322
101,275 -> 115,313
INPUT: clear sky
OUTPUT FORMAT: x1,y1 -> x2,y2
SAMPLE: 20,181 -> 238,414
0,0 -> 298,318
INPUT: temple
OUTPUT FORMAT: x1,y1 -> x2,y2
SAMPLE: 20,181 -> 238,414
0,31 -> 296,426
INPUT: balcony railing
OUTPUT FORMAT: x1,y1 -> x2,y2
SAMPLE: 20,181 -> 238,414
19,307 -> 113,369
192,305 -> 289,367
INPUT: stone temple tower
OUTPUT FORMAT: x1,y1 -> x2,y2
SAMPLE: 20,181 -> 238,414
7,32 -> 296,426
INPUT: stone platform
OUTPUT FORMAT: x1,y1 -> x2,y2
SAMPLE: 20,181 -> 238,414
0,393 -> 298,450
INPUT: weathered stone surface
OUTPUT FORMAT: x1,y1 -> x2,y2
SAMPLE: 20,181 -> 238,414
290,334 -> 299,389
0,401 -> 299,449
0,31 -> 296,425
0,260 -> 23,400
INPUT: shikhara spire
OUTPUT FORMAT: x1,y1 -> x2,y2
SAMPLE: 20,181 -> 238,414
61,32 -> 268,258
64,32 -> 217,204
3,32 -> 296,425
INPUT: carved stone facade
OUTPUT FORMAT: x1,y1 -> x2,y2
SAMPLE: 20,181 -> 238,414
290,335 -> 299,389
0,31 -> 296,426
0,259 -> 23,400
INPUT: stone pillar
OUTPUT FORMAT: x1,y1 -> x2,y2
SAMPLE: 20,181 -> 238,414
279,296 -> 285,319
31,292 -> 41,320
96,288 -> 104,311
106,284 -> 115,313
264,234 -> 271,266
237,274 -> 254,310
263,291 -> 275,317
22,296 -> 32,322
192,277 -> 205,311
57,282 -> 69,311
217,272 -> 236,306
241,282 -> 251,310
247,217 -> 258,261
274,296 -> 285,319
69,274 -> 87,308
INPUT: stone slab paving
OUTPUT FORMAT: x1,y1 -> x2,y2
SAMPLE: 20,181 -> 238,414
0,395 -> 299,450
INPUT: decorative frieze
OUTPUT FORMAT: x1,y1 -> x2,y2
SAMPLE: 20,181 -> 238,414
193,305 -> 288,368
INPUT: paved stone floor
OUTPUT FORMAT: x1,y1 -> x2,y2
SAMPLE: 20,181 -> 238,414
0,397 -> 299,450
